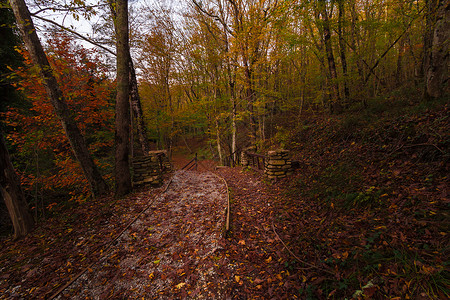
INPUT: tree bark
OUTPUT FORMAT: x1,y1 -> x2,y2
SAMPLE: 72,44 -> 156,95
9,0 -> 109,198
114,0 -> 132,197
129,56 -> 151,154
424,1 -> 449,99
338,0 -> 350,103
423,0 -> 439,80
231,91 -> 237,165
319,0 -> 340,110
0,132 -> 33,239
216,119 -> 223,165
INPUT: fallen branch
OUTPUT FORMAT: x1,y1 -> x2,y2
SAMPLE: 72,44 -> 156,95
405,143 -> 445,154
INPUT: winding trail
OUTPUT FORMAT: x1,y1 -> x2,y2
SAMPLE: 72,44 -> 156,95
59,170 -> 229,299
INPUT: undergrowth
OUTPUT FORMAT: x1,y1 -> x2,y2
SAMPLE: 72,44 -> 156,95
272,96 -> 449,298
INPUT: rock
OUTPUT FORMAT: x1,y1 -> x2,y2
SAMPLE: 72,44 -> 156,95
268,159 -> 286,165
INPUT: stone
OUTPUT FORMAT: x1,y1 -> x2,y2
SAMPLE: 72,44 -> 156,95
268,159 -> 286,165
273,171 -> 286,176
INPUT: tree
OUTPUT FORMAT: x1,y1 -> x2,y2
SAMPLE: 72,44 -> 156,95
0,0 -> 23,115
0,131 -> 33,239
424,0 -> 449,99
27,3 -> 151,156
317,0 -> 340,111
4,34 -> 114,202
112,0 -> 132,197
129,57 -> 151,154
9,0 -> 109,198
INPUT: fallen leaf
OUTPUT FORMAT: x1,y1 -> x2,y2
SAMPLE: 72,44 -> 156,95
254,278 -> 264,284
175,282 -> 186,289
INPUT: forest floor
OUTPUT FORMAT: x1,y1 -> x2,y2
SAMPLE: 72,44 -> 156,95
0,102 -> 449,299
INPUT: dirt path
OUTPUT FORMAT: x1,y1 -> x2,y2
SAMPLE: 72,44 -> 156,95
58,170 -> 229,299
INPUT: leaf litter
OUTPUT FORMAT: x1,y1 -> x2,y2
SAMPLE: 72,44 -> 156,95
1,104 -> 449,299
58,170 -> 229,299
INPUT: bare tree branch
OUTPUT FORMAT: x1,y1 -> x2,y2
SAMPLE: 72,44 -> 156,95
31,14 -> 116,56
31,4 -> 107,16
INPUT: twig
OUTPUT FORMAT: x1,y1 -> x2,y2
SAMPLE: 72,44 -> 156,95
31,15 -> 116,56
271,221 -> 334,275
405,143 -> 445,154
31,4 -> 107,16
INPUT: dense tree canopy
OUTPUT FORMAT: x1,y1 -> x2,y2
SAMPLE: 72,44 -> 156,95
0,0 -> 447,227
134,0 -> 447,161
0,0 -> 446,210
0,0 -> 447,298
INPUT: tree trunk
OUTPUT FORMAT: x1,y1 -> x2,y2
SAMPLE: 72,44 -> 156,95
216,119 -> 223,165
424,1 -> 449,99
114,0 -> 132,197
319,0 -> 340,111
338,0 -> 350,103
396,37 -> 405,87
243,56 -> 258,142
423,0 -> 439,81
231,93 -> 237,165
9,0 -> 109,198
0,132 -> 33,239
129,56 -> 151,154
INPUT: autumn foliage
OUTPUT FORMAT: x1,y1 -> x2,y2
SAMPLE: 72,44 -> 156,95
2,34 -> 114,202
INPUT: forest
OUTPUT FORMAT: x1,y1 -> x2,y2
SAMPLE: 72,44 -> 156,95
0,0 -> 448,299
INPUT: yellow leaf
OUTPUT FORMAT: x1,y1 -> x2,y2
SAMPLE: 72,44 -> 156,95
175,282 -> 186,289
235,275 -> 240,283
338,252 -> 347,261
265,256 -> 272,263
149,273 -> 154,280
238,240 -> 245,245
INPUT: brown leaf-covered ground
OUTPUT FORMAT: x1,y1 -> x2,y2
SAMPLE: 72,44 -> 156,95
1,104 -> 449,299
0,156 -> 448,299
58,170 -> 228,299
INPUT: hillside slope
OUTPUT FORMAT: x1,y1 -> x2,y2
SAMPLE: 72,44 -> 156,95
263,101 -> 449,298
